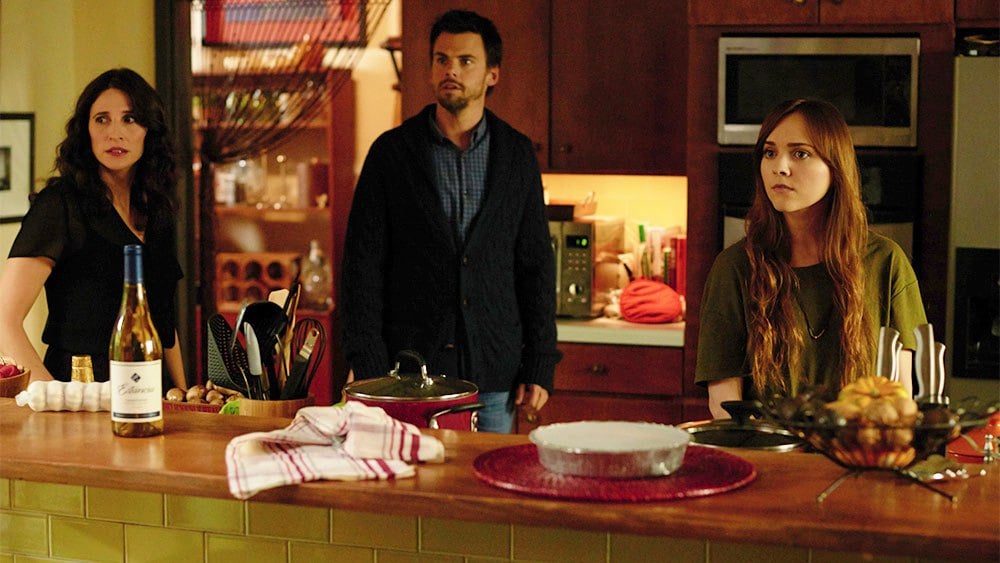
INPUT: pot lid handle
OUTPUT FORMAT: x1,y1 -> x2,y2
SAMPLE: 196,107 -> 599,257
720,400 -> 765,426
390,349 -> 434,388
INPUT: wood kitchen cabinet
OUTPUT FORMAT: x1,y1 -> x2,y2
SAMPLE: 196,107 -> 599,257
401,0 -> 687,174
689,0 -> 953,25
956,0 -> 1000,26
683,9 -> 956,397
401,0 -> 550,167
515,343 -> 688,434
548,0 -> 686,173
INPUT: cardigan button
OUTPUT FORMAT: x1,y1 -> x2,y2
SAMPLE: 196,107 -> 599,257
462,255 -> 470,266
462,298 -> 469,307
443,343 -> 456,351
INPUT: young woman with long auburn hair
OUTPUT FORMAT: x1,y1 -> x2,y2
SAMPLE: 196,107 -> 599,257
695,99 -> 926,419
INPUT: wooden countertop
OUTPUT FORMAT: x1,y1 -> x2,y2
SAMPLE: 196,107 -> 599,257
0,399 -> 996,560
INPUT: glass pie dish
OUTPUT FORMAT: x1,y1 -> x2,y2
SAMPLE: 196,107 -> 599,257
528,421 -> 691,479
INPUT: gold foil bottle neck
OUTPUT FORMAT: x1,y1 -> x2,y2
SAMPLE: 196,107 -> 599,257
71,355 -> 94,383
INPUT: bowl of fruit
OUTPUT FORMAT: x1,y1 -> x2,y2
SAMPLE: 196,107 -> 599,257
762,376 -> 995,470
0,356 -> 30,398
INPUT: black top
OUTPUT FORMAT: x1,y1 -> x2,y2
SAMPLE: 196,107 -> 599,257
340,105 -> 561,393
9,179 -> 183,381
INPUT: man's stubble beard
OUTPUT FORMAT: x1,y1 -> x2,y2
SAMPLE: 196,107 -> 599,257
437,93 -> 470,115
436,79 -> 488,115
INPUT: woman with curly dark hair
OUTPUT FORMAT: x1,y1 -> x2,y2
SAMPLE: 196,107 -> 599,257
0,68 -> 187,389
695,99 -> 926,419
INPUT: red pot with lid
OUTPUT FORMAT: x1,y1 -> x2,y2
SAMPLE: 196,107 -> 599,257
342,350 -> 484,431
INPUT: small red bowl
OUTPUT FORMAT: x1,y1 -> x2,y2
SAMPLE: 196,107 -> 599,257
0,368 -> 30,398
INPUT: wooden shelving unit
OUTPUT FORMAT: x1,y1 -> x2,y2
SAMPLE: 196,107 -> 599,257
191,69 -> 356,405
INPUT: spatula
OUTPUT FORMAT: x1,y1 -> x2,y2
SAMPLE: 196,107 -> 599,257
206,314 -> 250,394
228,299 -> 249,353
243,301 -> 287,398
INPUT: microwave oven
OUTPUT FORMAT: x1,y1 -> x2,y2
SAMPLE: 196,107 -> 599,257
550,217 -> 624,318
718,36 -> 920,147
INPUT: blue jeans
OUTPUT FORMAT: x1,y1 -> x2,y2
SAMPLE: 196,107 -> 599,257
476,392 -> 514,433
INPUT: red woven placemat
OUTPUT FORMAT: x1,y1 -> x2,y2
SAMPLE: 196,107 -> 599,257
473,444 -> 756,502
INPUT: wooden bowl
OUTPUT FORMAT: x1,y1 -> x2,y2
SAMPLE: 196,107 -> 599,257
0,368 -> 30,398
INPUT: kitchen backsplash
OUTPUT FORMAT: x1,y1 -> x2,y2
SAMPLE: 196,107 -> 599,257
541,174 -> 687,232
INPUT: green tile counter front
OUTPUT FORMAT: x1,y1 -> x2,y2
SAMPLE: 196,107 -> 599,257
0,399 -> 996,563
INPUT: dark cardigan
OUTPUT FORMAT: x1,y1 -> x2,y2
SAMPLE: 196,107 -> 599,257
340,105 -> 561,393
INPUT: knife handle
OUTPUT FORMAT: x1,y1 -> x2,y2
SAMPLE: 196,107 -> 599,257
281,327 -> 319,400
930,342 -> 948,405
281,358 -> 309,400
876,327 -> 901,381
244,323 -> 265,400
891,340 -> 904,384
913,324 -> 934,401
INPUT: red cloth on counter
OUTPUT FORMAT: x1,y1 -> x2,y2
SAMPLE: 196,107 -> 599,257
619,279 -> 682,324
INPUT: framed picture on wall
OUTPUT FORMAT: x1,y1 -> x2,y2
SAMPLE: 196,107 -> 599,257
0,113 -> 34,224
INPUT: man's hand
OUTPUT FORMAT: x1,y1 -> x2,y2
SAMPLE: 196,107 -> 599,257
514,383 -> 549,412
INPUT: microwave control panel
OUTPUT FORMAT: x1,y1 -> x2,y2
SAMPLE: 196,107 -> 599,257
549,221 -> 594,317
550,221 -> 595,318
550,218 -> 625,318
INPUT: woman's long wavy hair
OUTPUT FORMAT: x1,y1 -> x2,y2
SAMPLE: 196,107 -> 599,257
744,99 -> 872,397
49,68 -> 177,233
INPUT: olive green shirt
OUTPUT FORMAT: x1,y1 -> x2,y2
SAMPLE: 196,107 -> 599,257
694,232 -> 927,396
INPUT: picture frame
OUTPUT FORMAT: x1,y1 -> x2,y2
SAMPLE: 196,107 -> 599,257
0,113 -> 35,224
202,0 -> 367,48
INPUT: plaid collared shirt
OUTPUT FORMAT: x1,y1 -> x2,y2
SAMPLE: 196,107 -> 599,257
428,114 -> 490,243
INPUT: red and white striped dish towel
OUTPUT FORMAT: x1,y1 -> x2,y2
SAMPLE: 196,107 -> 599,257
226,402 -> 445,499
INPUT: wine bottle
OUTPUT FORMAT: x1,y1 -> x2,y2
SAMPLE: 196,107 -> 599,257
301,239 -> 332,310
109,244 -> 163,437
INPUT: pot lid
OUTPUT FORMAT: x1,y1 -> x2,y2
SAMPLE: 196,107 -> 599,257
345,373 -> 477,400
681,401 -> 803,451
686,423 -> 803,452
344,350 -> 478,401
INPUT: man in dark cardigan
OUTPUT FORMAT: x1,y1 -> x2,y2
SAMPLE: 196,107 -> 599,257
340,10 -> 561,432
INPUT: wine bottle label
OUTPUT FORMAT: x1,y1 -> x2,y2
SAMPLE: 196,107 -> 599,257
110,360 -> 162,422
